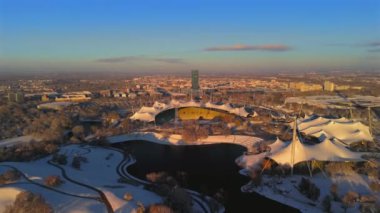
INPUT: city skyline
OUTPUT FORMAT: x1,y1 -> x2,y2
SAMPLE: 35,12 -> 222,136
1,0 -> 379,73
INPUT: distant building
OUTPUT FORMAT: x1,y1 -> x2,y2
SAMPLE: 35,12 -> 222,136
191,70 -> 199,90
350,86 -> 363,90
8,92 -> 24,103
99,90 -> 113,97
113,91 -> 128,98
289,82 -> 305,90
335,85 -> 350,91
128,93 -> 137,99
323,81 -> 335,92
55,92 -> 91,102
289,82 -> 322,92
41,95 -> 50,102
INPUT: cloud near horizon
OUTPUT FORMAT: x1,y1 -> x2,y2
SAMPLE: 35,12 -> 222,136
367,41 -> 380,47
368,48 -> 380,53
205,44 -> 291,52
365,41 -> 380,53
95,56 -> 185,64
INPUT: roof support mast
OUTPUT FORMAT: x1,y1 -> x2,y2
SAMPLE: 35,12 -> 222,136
290,116 -> 297,175
368,107 -> 372,137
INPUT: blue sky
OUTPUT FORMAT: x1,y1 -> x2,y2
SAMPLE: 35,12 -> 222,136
0,0 -> 379,73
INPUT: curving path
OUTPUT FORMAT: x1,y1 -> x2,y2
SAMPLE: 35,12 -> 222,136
0,164 -> 101,201
114,152 -> 216,213
47,161 -> 114,213
2,144 -> 222,213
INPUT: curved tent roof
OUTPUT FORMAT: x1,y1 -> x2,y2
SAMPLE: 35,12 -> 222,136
297,116 -> 372,145
298,116 -> 350,131
130,100 -> 251,122
130,112 -> 156,122
269,137 -> 364,166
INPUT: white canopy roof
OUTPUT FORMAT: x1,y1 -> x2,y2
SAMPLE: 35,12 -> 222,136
130,112 -> 155,122
269,136 -> 363,166
130,100 -> 251,122
297,116 -> 372,145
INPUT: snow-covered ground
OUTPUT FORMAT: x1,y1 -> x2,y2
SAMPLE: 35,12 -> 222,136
0,183 -> 106,213
242,171 -> 379,213
0,141 -> 221,213
0,144 -> 163,213
236,138 -> 287,170
237,138 -> 379,213
285,95 -> 380,109
0,135 -> 41,148
37,101 -> 76,110
56,145 -> 162,212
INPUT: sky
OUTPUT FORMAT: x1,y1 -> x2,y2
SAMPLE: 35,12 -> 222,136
0,0 -> 379,74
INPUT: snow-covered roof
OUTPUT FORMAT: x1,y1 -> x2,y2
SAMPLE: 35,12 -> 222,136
298,116 -> 346,131
269,136 -> 364,166
37,101 -> 75,110
130,112 -> 155,122
297,116 -> 372,145
130,100 -> 251,122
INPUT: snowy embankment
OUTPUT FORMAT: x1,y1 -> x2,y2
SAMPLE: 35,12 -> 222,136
242,172 -> 379,213
236,138 -> 379,213
56,145 -> 162,213
0,183 -> 106,213
107,132 -> 263,149
0,142 -> 217,213
0,135 -> 41,148
0,144 -> 163,213
0,154 -> 106,212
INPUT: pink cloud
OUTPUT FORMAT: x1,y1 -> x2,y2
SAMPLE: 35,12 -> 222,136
367,41 -> 380,47
205,44 -> 291,51
95,56 -> 185,64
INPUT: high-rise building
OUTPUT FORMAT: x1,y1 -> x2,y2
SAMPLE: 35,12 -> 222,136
191,70 -> 199,90
323,81 -> 335,92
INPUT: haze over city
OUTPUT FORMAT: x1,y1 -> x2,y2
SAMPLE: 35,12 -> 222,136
1,0 -> 380,74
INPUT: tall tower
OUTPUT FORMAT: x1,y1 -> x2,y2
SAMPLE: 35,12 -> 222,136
191,70 -> 199,90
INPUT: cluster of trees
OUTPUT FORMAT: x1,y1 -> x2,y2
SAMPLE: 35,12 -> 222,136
0,169 -> 21,184
323,183 -> 379,213
51,153 -> 67,165
325,162 -> 355,177
250,141 -> 271,154
181,120 -> 209,142
44,175 -> 63,187
146,204 -> 174,213
0,102 -> 39,139
89,117 -> 136,139
3,191 -> 53,213
145,171 -> 193,213
0,141 -> 58,162
51,153 -> 87,170
71,155 -> 87,169
76,103 -> 104,118
259,159 -> 377,180
250,159 -> 291,179
24,111 -> 73,143
254,159 -> 380,212
297,177 -> 320,201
